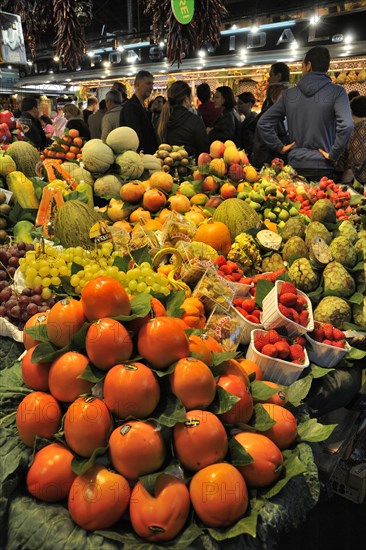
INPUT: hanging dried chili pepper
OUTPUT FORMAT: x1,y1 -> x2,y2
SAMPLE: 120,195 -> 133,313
144,0 -> 227,65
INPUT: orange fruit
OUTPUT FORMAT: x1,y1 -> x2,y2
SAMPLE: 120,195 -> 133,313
169,357 -> 216,410
234,431 -> 283,488
48,351 -> 93,402
190,463 -> 248,527
47,298 -> 86,348
188,334 -> 213,366
85,317 -> 133,370
256,381 -> 288,407
21,345 -> 51,391
173,410 -> 228,472
68,128 -> 79,138
16,392 -> 62,447
23,311 -> 49,350
80,276 -> 131,321
261,403 -> 298,450
221,358 -> 250,387
238,358 -> 263,380
217,374 -> 254,424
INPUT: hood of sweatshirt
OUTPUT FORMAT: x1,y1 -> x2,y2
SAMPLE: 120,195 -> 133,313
297,72 -> 332,97
167,106 -> 192,130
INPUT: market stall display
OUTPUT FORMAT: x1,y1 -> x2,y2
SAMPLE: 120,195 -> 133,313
1,130 -> 366,549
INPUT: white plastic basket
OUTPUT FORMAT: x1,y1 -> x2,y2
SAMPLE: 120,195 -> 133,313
261,280 -> 314,337
246,329 -> 310,385
305,330 -> 350,368
234,308 -> 263,345
217,273 -> 253,297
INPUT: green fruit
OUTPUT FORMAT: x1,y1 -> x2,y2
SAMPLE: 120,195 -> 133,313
179,182 -> 196,198
289,206 -> 299,217
288,257 -> 319,292
249,201 -> 262,211
311,198 -> 337,224
329,236 -> 357,268
314,296 -> 352,328
278,209 -> 290,222
261,253 -> 286,272
281,217 -> 306,242
323,261 -> 355,298
305,221 -> 332,246
353,297 -> 366,329
333,220 -> 358,244
282,237 -> 309,263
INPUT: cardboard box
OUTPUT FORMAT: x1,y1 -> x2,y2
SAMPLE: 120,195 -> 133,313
329,461 -> 366,503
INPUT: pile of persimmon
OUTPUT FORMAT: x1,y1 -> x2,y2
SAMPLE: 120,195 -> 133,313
40,128 -> 83,161
16,275 -> 300,542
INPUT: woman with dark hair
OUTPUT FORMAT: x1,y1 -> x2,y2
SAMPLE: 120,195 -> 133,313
63,103 -> 91,141
207,86 -> 240,144
149,95 -> 166,128
156,80 -> 209,157
40,114 -> 55,143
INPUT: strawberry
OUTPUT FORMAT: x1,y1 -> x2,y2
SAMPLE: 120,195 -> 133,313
241,298 -> 256,313
226,260 -> 239,272
322,339 -> 335,346
231,272 -> 242,282
215,256 -> 226,267
323,324 -> 334,340
233,298 -> 244,308
332,341 -> 345,349
246,314 -> 260,324
294,296 -> 308,312
274,340 -> 290,359
252,309 -> 262,320
293,336 -> 306,347
287,308 -> 300,324
279,282 -> 297,295
278,292 -> 298,307
219,265 -> 231,275
333,328 -> 346,341
289,344 -> 305,363
254,333 -> 267,352
278,303 -> 292,317
299,310 -> 309,327
266,329 -> 281,344
240,277 -> 253,285
313,327 -> 324,342
261,344 -> 278,358
236,306 -> 248,317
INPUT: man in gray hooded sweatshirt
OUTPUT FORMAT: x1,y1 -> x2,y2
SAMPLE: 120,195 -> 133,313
257,46 -> 353,180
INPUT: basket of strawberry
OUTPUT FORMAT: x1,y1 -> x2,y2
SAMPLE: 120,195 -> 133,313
215,256 -> 253,296
232,296 -> 263,344
305,322 -> 350,368
246,329 -> 310,385
261,281 -> 314,336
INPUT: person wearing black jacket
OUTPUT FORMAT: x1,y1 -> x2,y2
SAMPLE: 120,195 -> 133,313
207,86 -> 241,145
156,80 -> 209,158
20,97 -> 47,150
119,70 -> 157,154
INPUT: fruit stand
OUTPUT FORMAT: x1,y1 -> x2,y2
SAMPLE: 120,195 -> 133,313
1,126 -> 366,549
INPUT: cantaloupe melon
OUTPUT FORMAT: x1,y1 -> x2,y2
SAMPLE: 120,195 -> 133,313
106,126 -> 139,154
212,198 -> 261,241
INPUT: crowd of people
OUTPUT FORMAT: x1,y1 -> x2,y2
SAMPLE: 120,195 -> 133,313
16,46 -> 366,186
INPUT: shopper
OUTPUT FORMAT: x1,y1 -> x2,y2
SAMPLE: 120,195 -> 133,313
88,99 -> 106,139
119,70 -> 158,154
256,46 -> 353,180
112,81 -> 128,105
335,95 -> 366,186
156,80 -> 209,158
82,96 -> 98,124
20,97 -> 47,150
196,82 -> 221,127
348,90 -> 360,102
149,95 -> 166,128
251,85 -> 289,169
207,86 -> 240,145
261,62 -> 290,112
40,115 -> 55,145
52,105 -> 67,138
101,89 -> 123,142
63,103 -> 91,141
237,91 -> 257,157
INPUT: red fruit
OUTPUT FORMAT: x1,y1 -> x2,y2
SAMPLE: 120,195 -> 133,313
332,341 -> 345,349
286,308 -> 300,324
279,282 -> 297,295
295,296 -> 308,312
231,273 -> 241,282
233,298 -> 244,308
323,324 -> 334,340
322,339 -> 335,346
241,298 -> 256,313
215,256 -> 226,267
293,336 -> 306,347
240,277 -> 253,285
246,314 -> 260,324
236,307 -> 248,317
313,327 -> 324,342
278,304 -> 292,317
254,333 -> 267,352
226,260 -> 238,272
219,265 -> 231,275
299,310 -> 309,327
274,340 -> 290,359
289,344 -> 305,363
265,329 -> 280,345
333,328 -> 346,341
252,309 -> 262,319
278,292 -> 298,307
261,344 -> 278,358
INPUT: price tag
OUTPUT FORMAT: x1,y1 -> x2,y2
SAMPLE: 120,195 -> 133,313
171,0 -> 194,24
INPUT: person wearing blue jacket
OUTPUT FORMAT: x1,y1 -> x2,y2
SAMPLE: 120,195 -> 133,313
256,46 -> 354,180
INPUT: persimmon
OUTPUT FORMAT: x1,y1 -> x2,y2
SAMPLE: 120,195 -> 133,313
48,351 -> 93,402
234,431 -> 283,488
72,137 -> 83,148
65,152 -> 76,160
137,317 -> 189,370
200,333 -> 223,353
47,298 -> 86,348
173,410 -> 228,472
80,275 -> 131,321
109,421 -> 166,479
104,362 -> 160,419
190,463 -> 248,527
23,311 -> 49,350
238,358 -> 263,380
261,403 -> 298,450
217,374 -> 254,424
255,381 -> 288,407
188,334 -> 213,366
221,358 -> 250,387
69,145 -> 80,154
85,317 -> 133,370
170,357 -> 216,410
16,392 -> 62,447
68,128 -> 79,138
21,345 -> 51,391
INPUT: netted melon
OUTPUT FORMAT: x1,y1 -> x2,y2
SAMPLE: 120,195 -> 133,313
212,198 -> 261,241
7,141 -> 40,178
54,200 -> 102,248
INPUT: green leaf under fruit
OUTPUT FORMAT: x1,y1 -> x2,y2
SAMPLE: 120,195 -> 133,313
310,363 -> 334,378
211,351 -> 238,374
139,459 -> 183,495
249,403 -> 276,431
71,445 -> 109,476
71,261 -> 84,275
260,448 -> 307,499
23,323 -> 49,343
113,254 -> 130,272
346,346 -> 366,360
208,385 -> 240,415
31,341 -> 68,363
131,246 -> 152,266
149,391 -> 186,427
78,362 -> 106,383
165,289 -> 186,318
297,418 -> 337,443
114,292 -> 151,321
285,375 -> 313,407
229,437 -> 254,466
255,280 -> 274,308
250,380 -> 279,402
347,292 -> 364,305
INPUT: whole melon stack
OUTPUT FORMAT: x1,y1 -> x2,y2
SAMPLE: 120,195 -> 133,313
116,150 -> 144,179
212,198 -> 261,241
106,126 -> 139,154
54,200 -> 102,248
7,141 -> 40,177
81,139 -> 114,174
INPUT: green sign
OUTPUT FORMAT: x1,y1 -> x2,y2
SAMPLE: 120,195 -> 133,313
171,0 -> 194,24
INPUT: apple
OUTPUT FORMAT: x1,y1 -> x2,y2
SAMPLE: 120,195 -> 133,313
228,163 -> 245,183
197,152 -> 212,166
129,207 -> 152,223
193,170 -> 205,181
220,183 -> 237,199
223,146 -> 240,166
239,151 -> 249,166
142,188 -> 167,212
120,181 -> 146,203
190,193 -> 208,206
209,140 -> 226,159
202,175 -> 220,194
168,194 -> 191,213
178,182 -> 196,198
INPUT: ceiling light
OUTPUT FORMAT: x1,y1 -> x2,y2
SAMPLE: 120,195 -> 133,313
290,40 -> 298,50
198,50 -> 206,58
27,60 -> 33,65
66,78 -> 71,82
103,61 -> 111,67
117,45 -> 124,52
53,56 -> 60,62
310,14 -> 320,25
240,48 -> 247,57
87,51 -> 94,57
7,65 -> 12,69
251,25 -> 259,33
159,41 -> 165,47
344,34 -> 353,45
101,75 -> 106,79
231,24 -> 238,30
